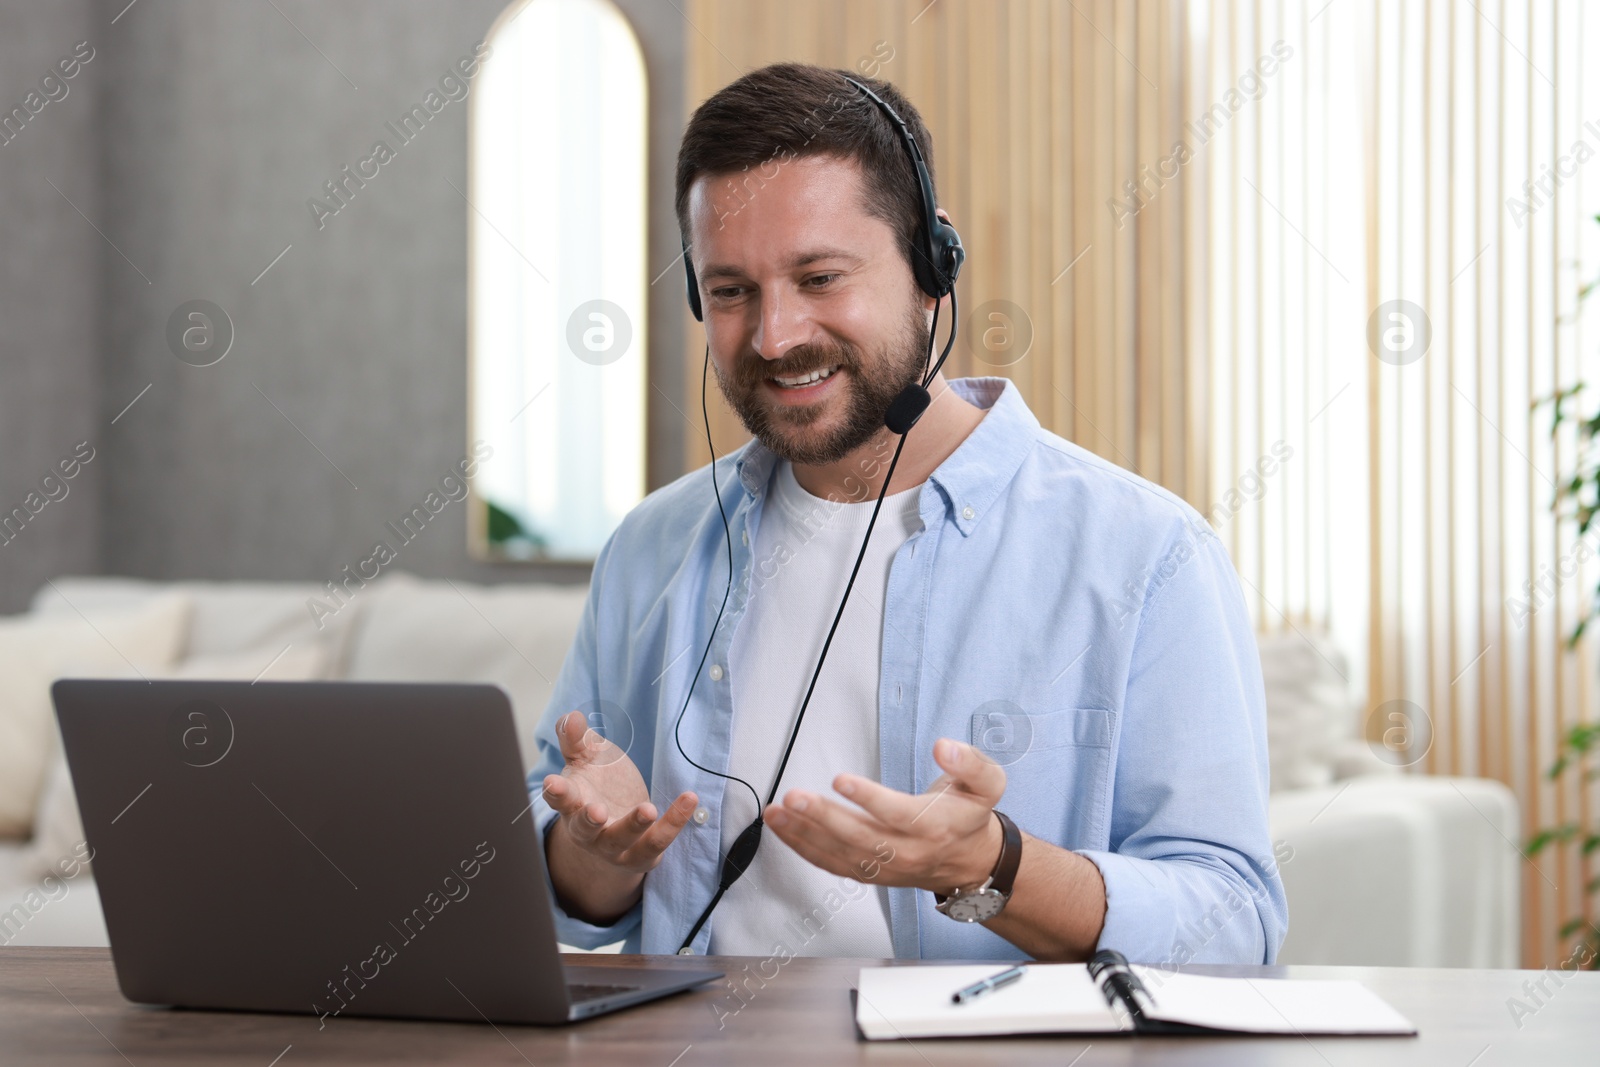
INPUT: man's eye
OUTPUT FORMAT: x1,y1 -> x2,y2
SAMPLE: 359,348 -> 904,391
806,274 -> 838,288
711,287 -> 742,299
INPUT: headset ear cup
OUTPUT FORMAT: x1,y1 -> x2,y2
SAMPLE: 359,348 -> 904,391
911,253 -> 939,303
914,220 -> 963,300
945,239 -> 965,289
934,221 -> 964,293
683,246 -> 703,322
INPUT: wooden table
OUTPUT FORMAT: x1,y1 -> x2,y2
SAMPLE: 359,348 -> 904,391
3,948 -> 1596,1065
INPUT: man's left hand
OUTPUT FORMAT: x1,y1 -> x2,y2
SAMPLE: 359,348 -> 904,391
762,737 -> 1006,892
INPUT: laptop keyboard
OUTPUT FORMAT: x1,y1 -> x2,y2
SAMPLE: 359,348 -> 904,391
568,981 -> 641,1002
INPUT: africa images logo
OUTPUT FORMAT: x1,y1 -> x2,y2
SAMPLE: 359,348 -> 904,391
307,42 -> 492,231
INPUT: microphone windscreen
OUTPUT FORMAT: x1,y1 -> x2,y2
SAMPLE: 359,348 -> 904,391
885,385 -> 930,434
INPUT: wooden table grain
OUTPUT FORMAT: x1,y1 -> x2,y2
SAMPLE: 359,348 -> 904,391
2,948 -> 1595,1065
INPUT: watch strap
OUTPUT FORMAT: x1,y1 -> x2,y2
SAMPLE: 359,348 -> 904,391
935,809 -> 1021,903
988,809 -> 1022,896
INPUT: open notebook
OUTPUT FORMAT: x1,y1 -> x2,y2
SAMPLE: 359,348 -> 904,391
855,952 -> 1417,1041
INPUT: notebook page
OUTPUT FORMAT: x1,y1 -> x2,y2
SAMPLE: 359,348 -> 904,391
856,964 -> 1127,1040
1136,969 -> 1417,1035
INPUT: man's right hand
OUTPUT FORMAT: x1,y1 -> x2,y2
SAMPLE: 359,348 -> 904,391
541,710 -> 699,926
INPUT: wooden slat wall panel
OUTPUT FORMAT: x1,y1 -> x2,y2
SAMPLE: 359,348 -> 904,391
681,0 -> 1207,509
1051,2 -> 1074,442
1111,1 -> 1135,466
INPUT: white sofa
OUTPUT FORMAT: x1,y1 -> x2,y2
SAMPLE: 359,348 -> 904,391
0,573 -> 1519,966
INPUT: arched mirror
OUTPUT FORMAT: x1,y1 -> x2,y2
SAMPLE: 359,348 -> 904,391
468,0 -> 648,562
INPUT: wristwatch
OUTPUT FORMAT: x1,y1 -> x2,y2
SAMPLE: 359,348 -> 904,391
933,809 -> 1022,922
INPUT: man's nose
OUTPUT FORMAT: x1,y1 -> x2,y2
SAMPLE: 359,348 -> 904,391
750,287 -> 811,362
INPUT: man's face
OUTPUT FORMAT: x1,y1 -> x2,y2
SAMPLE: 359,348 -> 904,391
687,154 -> 931,467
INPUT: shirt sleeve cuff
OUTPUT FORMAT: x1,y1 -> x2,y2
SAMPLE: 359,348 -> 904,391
1074,849 -> 1179,963
534,800 -> 642,950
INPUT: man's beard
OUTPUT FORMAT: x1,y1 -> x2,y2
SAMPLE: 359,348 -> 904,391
713,297 -> 931,467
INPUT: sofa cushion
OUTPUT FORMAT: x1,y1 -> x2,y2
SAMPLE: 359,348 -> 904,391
30,576 -> 360,676
341,571 -> 587,766
1269,775 -> 1520,966
1255,628 -> 1362,791
0,593 -> 191,838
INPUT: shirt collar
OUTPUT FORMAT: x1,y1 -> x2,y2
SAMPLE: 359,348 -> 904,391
732,376 -> 1039,537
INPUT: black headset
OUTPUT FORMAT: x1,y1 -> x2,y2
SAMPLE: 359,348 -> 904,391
672,74 -> 963,953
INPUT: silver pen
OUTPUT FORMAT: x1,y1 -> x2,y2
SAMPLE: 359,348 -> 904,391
951,964 -> 1028,1004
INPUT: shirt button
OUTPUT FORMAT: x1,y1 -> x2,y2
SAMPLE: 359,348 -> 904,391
693,807 -> 710,825
962,505 -> 976,520
709,664 -> 724,681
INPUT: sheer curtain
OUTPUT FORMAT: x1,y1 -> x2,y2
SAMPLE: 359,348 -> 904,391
1206,0 -> 1600,969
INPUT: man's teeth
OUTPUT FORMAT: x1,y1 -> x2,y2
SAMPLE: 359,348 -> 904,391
772,365 -> 841,388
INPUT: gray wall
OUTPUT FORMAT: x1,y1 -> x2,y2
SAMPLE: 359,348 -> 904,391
0,0 -> 104,611
0,0 -> 688,612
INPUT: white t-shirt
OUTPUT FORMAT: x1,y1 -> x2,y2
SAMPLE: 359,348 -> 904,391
707,457 -> 923,958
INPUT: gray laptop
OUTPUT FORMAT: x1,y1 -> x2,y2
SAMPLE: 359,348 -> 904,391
50,678 -> 720,1025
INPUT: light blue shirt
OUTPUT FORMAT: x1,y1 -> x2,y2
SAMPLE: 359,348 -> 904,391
526,376 -> 1288,963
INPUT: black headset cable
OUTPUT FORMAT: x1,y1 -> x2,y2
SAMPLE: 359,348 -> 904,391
673,285 -> 958,953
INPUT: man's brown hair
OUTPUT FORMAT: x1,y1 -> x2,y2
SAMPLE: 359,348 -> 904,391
674,62 -> 938,284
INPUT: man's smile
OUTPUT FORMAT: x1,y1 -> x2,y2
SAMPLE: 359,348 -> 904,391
770,364 -> 843,388
764,364 -> 846,404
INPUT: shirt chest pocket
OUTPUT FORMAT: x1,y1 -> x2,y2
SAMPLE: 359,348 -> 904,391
969,706 -> 1114,849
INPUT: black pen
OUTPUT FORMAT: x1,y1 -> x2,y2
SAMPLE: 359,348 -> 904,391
951,964 -> 1028,1004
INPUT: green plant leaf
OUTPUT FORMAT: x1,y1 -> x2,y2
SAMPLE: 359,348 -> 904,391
1536,317 -> 1600,954
485,499 -> 525,544
484,500 -> 548,550
1526,825 -> 1579,855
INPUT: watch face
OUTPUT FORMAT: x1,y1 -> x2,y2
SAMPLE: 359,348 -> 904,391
943,888 -> 1005,923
